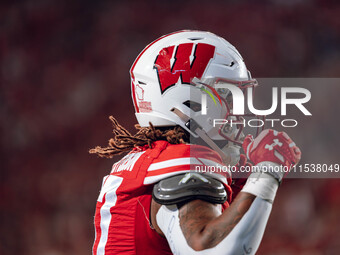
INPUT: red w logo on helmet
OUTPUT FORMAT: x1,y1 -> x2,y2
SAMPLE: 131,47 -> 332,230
154,43 -> 215,94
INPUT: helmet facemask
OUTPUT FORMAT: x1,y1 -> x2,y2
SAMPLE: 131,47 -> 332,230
176,76 -> 264,165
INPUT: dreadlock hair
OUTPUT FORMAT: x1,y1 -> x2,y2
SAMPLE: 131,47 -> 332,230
89,116 -> 190,158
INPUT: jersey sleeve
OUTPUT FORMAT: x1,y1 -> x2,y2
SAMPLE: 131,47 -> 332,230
143,143 -> 232,199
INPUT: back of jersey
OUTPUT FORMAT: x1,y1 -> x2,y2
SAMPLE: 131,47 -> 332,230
93,141 -> 173,255
92,140 -> 231,254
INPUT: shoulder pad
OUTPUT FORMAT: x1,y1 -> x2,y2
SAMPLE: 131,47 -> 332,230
152,173 -> 227,205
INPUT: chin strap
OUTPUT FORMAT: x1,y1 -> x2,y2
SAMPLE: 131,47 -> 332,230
171,108 -> 232,165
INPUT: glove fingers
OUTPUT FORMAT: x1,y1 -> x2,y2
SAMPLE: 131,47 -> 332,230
274,132 -> 302,166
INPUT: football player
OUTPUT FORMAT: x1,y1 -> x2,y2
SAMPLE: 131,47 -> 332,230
90,31 -> 301,255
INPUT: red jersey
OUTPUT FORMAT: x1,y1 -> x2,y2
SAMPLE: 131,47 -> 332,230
93,140 -> 232,255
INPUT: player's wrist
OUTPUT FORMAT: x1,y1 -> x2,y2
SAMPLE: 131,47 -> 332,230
241,163 -> 280,203
254,161 -> 285,183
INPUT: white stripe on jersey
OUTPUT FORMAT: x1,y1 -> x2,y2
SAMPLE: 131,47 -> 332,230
144,170 -> 192,185
144,156 -> 230,185
148,157 -> 202,171
97,175 -> 123,255
144,170 -> 229,186
198,158 -> 232,177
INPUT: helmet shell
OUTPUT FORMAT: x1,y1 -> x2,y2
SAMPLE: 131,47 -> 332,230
130,30 -> 250,140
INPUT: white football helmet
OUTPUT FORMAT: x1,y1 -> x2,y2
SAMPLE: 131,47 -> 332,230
130,30 -> 259,165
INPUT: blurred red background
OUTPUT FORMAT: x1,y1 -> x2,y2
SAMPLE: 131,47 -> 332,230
1,0 -> 340,254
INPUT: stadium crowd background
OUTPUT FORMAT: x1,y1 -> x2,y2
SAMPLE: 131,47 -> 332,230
1,0 -> 340,254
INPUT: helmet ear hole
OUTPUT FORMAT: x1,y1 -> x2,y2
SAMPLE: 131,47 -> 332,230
183,100 -> 201,112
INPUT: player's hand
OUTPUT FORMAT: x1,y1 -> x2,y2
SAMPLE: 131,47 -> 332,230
242,129 -> 301,169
